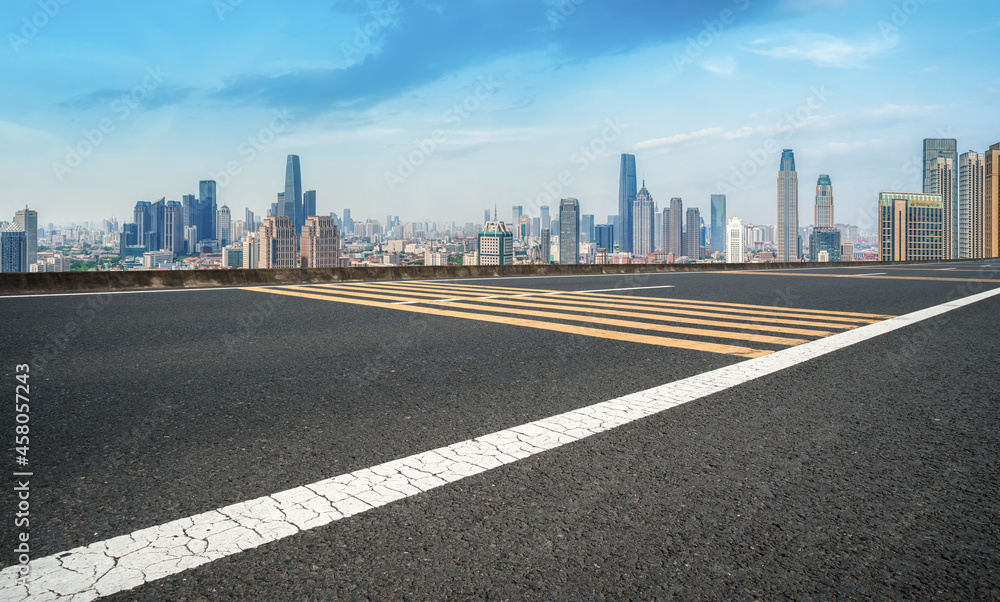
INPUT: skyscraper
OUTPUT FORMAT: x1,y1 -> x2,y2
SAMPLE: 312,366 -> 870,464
710,194 -> 726,254
582,214 -> 595,244
958,152 -> 985,259
478,216 -> 513,265
594,224 -> 613,253
134,201 -> 152,250
815,175 -> 834,229
217,205 -> 232,247
300,216 -> 340,268
726,217 -> 745,264
777,149 -> 799,262
512,205 -> 523,229
1,222 -> 27,273
540,205 -> 551,232
559,197 -> 580,265
632,183 -> 655,256
684,208 -> 701,260
879,192 -> 944,261
303,190 -> 317,220
618,154 -> 637,255
164,201 -> 185,255
13,207 -> 37,266
257,215 -> 296,269
923,138 -> 959,256
929,157 -> 955,258
284,155 -> 303,237
809,229 -> 841,262
540,228 -> 551,263
665,197 -> 683,258
986,143 -> 1000,258
245,208 -> 256,234
187,182 -> 217,245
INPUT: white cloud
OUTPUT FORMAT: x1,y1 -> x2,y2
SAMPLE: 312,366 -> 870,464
748,33 -> 896,68
702,56 -> 736,77
632,128 -> 723,150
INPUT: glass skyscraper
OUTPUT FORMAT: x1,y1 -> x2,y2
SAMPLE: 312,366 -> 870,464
618,154 -> 636,254
559,197 -> 580,265
1,223 -> 27,273
710,194 -> 726,254
303,190 -> 317,220
777,149 -> 799,262
632,183 -> 655,256
285,155 -> 303,237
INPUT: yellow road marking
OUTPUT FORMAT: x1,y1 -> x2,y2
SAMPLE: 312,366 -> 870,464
249,287 -> 773,358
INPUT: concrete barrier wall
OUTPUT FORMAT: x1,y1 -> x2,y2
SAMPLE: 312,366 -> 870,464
0,259 -> 971,296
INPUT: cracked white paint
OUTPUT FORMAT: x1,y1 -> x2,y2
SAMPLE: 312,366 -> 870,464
1,286 -> 997,601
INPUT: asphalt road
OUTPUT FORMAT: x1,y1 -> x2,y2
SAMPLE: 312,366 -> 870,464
2,260 -> 999,600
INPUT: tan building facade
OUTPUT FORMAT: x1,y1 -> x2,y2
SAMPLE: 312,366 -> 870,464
300,216 -> 340,268
986,143 -> 1000,258
878,192 -> 944,262
258,215 -> 296,269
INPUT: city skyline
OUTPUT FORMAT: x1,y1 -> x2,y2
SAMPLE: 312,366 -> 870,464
1,1 -> 998,227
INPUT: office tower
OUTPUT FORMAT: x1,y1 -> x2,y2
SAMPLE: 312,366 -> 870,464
245,208 -> 255,233
217,205 -> 232,247
284,155 -> 303,236
608,215 -> 619,248
121,223 -> 138,256
661,208 -> 670,254
986,143 -> 1000,258
594,224 -> 613,252
512,205 -> 523,229
923,138 -> 959,255
809,229 -> 841,262
665,198 -> 683,258
777,149 -> 799,262
540,228 -> 551,263
484,209 -> 491,225
632,183 -> 655,256
233,220 -> 244,241
196,180 -> 218,242
582,214 -> 595,244
530,217 -> 540,238
163,201 -> 185,255
541,205 -> 551,231
815,175 -> 834,229
878,192 -> 944,261
841,241 -> 855,262
257,216 -> 296,269
242,237 -> 258,269
618,154 -> 637,254
559,198 -> 580,265
516,214 -> 528,241
303,190 -> 316,220
184,226 -> 198,254
929,157 -> 955,258
958,152 -> 985,259
342,208 -> 354,237
654,210 -> 662,251
726,217 -> 745,264
300,216 -> 340,268
710,194 -> 726,254
684,208 -> 701,259
134,201 -> 152,248
477,217 -> 513,265
1,223 -> 27,273
13,207 -> 37,266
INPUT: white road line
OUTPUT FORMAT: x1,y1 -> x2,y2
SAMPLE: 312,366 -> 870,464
4,287 -> 1000,600
573,285 -> 676,293
937,268 -> 958,271
849,273 -> 887,277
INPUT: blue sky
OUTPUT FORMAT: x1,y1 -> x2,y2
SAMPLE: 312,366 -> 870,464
1,0 -> 997,229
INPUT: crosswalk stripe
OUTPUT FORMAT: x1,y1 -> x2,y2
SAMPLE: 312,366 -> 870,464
252,287 -> 774,358
371,282 -> 879,325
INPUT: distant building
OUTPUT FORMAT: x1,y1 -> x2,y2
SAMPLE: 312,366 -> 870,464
1,223 -> 27,273
665,197 -> 683,258
777,149 -> 799,262
815,175 -> 834,229
710,194 -> 726,254
478,217 -> 513,265
618,154 -> 637,254
986,143 -> 1000,258
221,245 -> 243,268
13,207 -> 37,266
582,214 -> 595,244
559,198 -> 580,265
923,138 -> 958,256
929,157 -> 955,258
284,155 -> 303,237
540,228 -> 551,263
878,192 -> 944,261
300,216 -> 340,268
809,229 -> 842,262
594,224 -> 613,252
841,241 -> 855,262
512,206 -> 523,231
142,250 -> 173,269
632,183 -> 655,256
958,151 -> 985,259
258,215 -> 296,269
540,205 -> 551,232
303,190 -> 317,220
242,237 -> 258,270
164,201 -> 185,255
217,205 -> 232,247
726,217 -> 744,264
684,208 -> 701,260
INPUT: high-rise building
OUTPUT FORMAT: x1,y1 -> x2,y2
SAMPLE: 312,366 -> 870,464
1,223 -> 27,273
958,151 -> 985,259
217,205 -> 232,247
665,198 -> 683,258
257,215 -> 296,269
726,217 -> 745,264
986,143 -> 1000,258
477,216 -> 513,265
929,157 -> 955,258
13,207 -> 37,266
245,208 -> 256,233
710,194 -> 726,254
632,183 -> 655,256
878,192 -> 944,261
303,190 -> 317,220
284,155 -> 303,236
684,208 -> 701,260
540,228 -> 551,263
163,201 -> 185,255
484,209 -> 491,225
194,180 -> 218,242
300,216 -> 339,268
559,198 -> 580,265
540,205 -> 551,232
582,214 -> 595,244
815,175 -> 834,229
242,237 -> 258,270
924,138 -> 959,255
618,154 -> 637,255
809,229 -> 841,262
777,149 -> 799,262
184,226 -> 198,254
654,210 -> 662,251
134,201 -> 152,249
512,205 -> 523,230
594,224 -> 613,252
